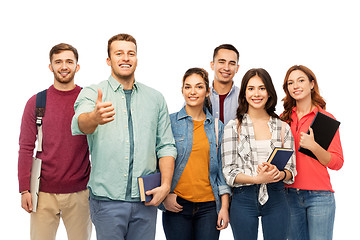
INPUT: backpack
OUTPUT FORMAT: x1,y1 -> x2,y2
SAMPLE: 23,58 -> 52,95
35,89 -> 47,152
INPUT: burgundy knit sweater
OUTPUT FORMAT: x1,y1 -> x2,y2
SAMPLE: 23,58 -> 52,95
18,85 -> 90,193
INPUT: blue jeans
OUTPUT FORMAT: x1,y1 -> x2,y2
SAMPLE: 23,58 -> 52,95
230,182 -> 290,240
286,188 -> 336,240
162,196 -> 220,240
89,198 -> 157,240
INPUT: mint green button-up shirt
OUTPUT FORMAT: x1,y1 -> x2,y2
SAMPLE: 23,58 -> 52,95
71,76 -> 177,200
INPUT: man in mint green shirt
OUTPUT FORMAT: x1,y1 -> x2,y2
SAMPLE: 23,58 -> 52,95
71,33 -> 176,240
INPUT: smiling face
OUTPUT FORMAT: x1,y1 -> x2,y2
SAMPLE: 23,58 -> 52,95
287,69 -> 314,102
182,73 -> 209,109
211,49 -> 239,84
49,50 -> 79,87
107,40 -> 137,82
245,75 -> 269,111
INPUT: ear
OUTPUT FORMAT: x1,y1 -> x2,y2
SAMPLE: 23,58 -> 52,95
106,57 -> 111,66
210,61 -> 214,70
236,64 -> 240,73
310,80 -> 315,90
75,64 -> 80,73
48,64 -> 54,72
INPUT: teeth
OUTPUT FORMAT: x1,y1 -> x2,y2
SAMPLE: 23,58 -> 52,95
120,65 -> 130,68
60,72 -> 69,76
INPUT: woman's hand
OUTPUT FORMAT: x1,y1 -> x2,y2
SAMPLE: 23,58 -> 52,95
255,162 -> 281,184
162,193 -> 183,213
299,127 -> 316,151
216,207 -> 229,230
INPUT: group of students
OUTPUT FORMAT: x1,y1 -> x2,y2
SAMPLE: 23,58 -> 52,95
18,33 -> 344,240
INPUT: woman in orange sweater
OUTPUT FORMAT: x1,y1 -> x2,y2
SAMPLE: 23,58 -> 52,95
281,65 -> 344,240
161,68 -> 231,240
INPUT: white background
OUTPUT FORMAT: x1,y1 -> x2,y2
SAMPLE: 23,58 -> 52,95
1,0 -> 358,239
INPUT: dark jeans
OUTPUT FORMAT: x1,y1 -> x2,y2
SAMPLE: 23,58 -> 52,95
162,196 -> 220,240
230,182 -> 290,240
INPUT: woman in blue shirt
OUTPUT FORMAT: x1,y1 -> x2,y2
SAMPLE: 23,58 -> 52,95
161,68 -> 231,240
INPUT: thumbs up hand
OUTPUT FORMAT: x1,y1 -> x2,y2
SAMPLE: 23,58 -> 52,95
93,88 -> 115,125
299,127 -> 316,151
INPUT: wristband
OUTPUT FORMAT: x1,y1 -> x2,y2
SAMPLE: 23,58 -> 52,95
281,170 -> 287,181
21,190 -> 30,195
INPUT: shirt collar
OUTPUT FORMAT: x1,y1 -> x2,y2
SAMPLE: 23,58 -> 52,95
177,106 -> 213,123
291,106 -> 319,117
210,81 -> 235,96
107,75 -> 138,92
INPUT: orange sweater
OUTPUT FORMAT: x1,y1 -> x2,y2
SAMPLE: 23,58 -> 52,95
174,120 -> 215,202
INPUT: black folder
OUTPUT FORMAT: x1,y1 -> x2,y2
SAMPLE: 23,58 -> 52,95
298,111 -> 340,160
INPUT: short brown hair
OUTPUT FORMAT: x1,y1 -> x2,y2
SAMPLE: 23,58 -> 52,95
213,44 -> 239,62
49,43 -> 78,62
107,33 -> 137,58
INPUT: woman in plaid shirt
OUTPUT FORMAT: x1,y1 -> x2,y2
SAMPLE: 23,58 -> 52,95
222,68 -> 296,240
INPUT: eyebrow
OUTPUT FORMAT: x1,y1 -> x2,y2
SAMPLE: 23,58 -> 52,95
185,82 -> 205,85
247,84 -> 265,88
217,58 -> 237,64
288,76 -> 305,81
54,58 -> 74,62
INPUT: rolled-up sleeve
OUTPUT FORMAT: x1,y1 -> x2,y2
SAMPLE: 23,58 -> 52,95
283,124 -> 297,185
71,86 -> 97,136
221,121 -> 241,187
155,95 -> 177,159
216,123 -> 231,195
326,128 -> 344,170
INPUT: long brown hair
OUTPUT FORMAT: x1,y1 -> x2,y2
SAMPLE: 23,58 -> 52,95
236,68 -> 279,123
182,68 -> 212,113
281,65 -> 326,124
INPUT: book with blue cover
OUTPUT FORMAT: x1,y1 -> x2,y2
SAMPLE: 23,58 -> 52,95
137,172 -> 161,202
267,147 -> 294,170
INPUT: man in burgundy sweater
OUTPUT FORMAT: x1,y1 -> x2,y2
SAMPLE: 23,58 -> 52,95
18,43 -> 91,240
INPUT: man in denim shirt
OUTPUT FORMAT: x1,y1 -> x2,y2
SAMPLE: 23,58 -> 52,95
210,44 -> 240,125
71,33 -> 177,240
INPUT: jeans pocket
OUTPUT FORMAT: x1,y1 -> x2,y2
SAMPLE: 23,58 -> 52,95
89,198 -> 102,217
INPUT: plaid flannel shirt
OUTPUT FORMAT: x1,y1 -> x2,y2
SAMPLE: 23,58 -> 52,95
221,114 -> 296,205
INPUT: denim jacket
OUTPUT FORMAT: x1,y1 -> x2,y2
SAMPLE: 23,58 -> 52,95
159,106 -> 231,213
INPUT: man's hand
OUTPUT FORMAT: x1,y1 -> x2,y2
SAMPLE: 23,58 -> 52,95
21,191 -> 33,213
78,89 -> 115,134
145,184 -> 171,207
93,89 -> 115,125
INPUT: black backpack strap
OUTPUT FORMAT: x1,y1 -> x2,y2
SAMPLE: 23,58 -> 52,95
35,89 -> 47,152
